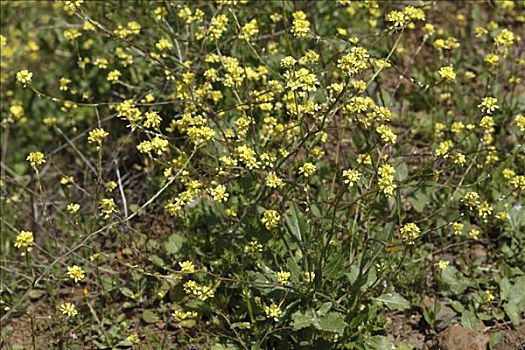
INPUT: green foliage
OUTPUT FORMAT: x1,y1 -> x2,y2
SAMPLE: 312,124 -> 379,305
1,0 -> 524,349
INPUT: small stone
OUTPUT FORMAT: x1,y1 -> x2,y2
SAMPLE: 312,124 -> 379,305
439,324 -> 488,350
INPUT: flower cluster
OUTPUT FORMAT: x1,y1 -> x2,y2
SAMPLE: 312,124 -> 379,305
26,152 -> 45,169
261,209 -> 280,230
378,164 -> 396,197
400,223 -> 421,244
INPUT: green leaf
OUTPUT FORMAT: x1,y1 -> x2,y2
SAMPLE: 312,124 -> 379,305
508,276 -> 525,306
317,302 -> 333,316
142,310 -> 160,324
27,289 -> 46,300
292,309 -> 319,330
179,319 -> 197,328
149,255 -> 165,267
374,292 -> 410,311
287,258 -> 302,284
441,266 -> 469,295
115,340 -> 133,347
365,335 -> 395,350
489,332 -> 502,350
285,203 -> 307,243
450,300 -> 465,314
395,162 -> 409,182
165,234 -> 186,255
409,191 -> 429,213
121,287 -> 135,299
210,343 -> 239,350
292,304 -> 339,332
460,309 -> 479,330
509,205 -> 525,229
503,302 -> 520,325
318,312 -> 347,335
499,277 -> 510,301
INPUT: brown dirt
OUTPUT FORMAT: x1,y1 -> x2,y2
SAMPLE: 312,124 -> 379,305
495,323 -> 525,350
439,324 -> 488,350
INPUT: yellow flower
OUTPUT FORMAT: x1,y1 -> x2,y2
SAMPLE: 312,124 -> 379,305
276,271 -> 291,285
207,14 -> 229,41
127,21 -> 141,35
209,184 -> 229,202
179,260 -> 195,274
244,240 -> 263,254
155,38 -> 172,51
137,136 -> 169,155
452,152 -> 466,166
172,310 -> 198,322
14,231 -> 34,253
386,6 -> 425,30
262,209 -> 280,230
264,303 -> 282,321
64,0 -> 83,11
304,271 -> 315,283
64,28 -> 81,41
400,223 -> 421,244
59,77 -> 71,91
16,69 -> 33,85
376,124 -> 397,144
60,302 -> 78,317
437,260 -> 449,270
239,19 -> 258,41
451,121 -> 465,134
494,28 -> 515,47
67,265 -> 86,283
478,97 -> 499,115
484,53 -> 500,66
280,56 -> 297,68
154,6 -> 167,20
87,128 -> 109,148
107,69 -> 121,83
358,154 -> 372,165
438,65 -> 456,81
469,228 -> 480,239
435,140 -> 453,158
143,111 -> 161,129
378,164 -> 396,197
462,191 -> 480,209
299,50 -> 320,65
424,23 -> 435,35
105,181 -> 117,192
299,162 -> 316,177
452,222 -> 464,235
337,46 -> 369,76
183,280 -> 214,301
342,169 -> 361,186
66,203 -> 80,214
464,71 -> 476,80
495,211 -> 508,221
483,290 -> 495,302
127,333 -> 140,345
266,172 -> 284,188
27,152 -> 46,168
94,57 -> 109,69
99,198 -> 116,218
83,20 -> 95,31
475,26 -> 488,37
291,11 -> 310,37
510,175 -> 525,191
515,114 -> 525,132
236,145 -> 259,169
478,201 -> 493,221
60,176 -> 75,185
